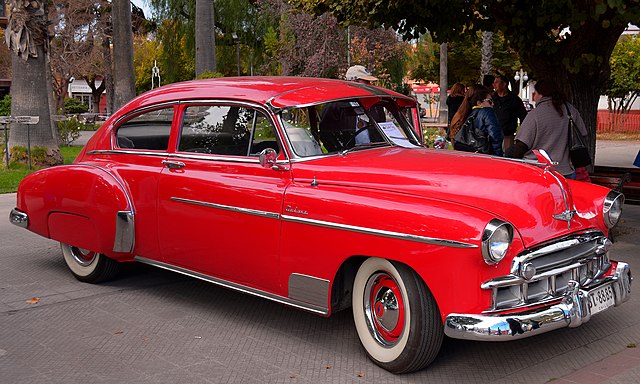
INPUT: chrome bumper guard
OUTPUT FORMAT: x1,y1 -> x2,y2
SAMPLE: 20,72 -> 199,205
9,208 -> 28,228
445,262 -> 632,341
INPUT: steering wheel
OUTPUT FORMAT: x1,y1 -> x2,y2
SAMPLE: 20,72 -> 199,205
344,125 -> 372,148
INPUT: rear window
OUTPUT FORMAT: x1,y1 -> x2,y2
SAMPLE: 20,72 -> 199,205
116,107 -> 174,150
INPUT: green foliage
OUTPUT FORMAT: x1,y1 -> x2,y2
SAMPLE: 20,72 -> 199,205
134,37 -> 162,93
0,95 -> 10,116
196,71 -> 224,79
604,34 -> 640,113
58,116 -> 82,146
407,35 -> 438,83
9,146 -> 49,167
149,0 -> 275,80
60,145 -> 83,164
64,98 -> 89,114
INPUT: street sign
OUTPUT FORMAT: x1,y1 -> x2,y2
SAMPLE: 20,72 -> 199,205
0,116 -> 40,124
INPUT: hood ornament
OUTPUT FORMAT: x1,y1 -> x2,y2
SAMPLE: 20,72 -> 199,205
533,150 -> 574,229
533,149 -> 557,168
553,210 -> 576,229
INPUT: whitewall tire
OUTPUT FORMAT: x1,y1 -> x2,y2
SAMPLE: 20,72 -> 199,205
61,243 -> 121,283
352,257 -> 443,373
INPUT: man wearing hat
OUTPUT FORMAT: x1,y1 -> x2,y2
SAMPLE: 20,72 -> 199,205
345,65 -> 378,85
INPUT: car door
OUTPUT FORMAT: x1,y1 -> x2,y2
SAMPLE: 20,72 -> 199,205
157,103 -> 290,293
108,105 -> 177,260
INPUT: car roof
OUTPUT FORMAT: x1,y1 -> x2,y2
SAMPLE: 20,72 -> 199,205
124,76 -> 415,112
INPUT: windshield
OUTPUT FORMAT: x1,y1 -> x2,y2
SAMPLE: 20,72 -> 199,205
279,99 -> 422,157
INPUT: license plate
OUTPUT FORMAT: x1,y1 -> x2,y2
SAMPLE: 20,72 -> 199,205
588,283 -> 615,315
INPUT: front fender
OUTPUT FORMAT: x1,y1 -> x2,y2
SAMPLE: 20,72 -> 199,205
15,164 -> 135,259
280,181 -> 525,318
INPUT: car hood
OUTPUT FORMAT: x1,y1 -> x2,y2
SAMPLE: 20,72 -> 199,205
290,147 -> 601,247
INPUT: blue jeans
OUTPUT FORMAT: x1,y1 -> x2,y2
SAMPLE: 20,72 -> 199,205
564,171 -> 576,180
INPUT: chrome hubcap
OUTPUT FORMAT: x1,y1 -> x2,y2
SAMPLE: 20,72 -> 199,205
71,247 -> 97,267
364,272 -> 405,346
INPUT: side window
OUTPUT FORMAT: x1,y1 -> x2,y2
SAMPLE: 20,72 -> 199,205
249,111 -> 280,155
179,105 -> 279,156
116,107 -> 174,150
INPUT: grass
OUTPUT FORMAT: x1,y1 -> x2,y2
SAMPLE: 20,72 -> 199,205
0,145 -> 83,193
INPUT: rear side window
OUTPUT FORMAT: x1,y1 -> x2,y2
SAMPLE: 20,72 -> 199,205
179,105 -> 279,156
116,107 -> 174,150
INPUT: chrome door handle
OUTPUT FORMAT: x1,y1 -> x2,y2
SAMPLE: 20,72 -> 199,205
162,160 -> 185,169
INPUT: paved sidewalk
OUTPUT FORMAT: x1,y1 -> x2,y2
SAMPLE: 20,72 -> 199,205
594,140 -> 639,168
1,193 -> 639,383
551,203 -> 640,384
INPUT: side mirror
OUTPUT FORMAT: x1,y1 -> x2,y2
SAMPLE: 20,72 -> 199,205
259,148 -> 278,169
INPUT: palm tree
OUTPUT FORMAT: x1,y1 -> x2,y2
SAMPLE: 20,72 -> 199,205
480,31 -> 493,83
195,0 -> 216,76
5,0 -> 62,165
112,0 -> 136,110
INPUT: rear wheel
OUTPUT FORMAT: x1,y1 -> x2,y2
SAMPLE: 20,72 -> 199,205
61,243 -> 121,283
352,257 -> 443,373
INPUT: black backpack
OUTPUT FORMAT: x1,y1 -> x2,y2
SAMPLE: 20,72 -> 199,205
453,110 -> 491,154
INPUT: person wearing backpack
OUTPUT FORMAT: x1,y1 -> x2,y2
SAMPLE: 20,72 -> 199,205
453,85 -> 504,156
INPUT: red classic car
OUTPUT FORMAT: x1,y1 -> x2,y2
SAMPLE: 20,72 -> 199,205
10,77 -> 632,373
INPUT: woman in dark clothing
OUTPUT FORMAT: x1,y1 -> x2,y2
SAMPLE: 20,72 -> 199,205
446,83 -> 466,125
449,83 -> 482,141
453,85 -> 504,156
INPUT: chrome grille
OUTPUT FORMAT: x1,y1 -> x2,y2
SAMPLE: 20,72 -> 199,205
482,231 -> 612,312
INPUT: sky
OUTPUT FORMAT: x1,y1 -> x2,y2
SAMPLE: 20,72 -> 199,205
131,0 -> 153,18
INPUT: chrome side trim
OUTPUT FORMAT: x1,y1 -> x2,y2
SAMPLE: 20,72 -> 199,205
9,208 -> 28,228
445,262 -> 632,341
134,256 -> 329,315
170,197 -> 280,219
87,150 -> 291,165
288,273 -> 330,309
113,211 -> 135,253
281,214 -> 477,248
87,150 -> 168,157
113,101 -> 179,127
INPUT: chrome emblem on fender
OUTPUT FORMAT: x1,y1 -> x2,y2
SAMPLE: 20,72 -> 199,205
285,206 -> 308,215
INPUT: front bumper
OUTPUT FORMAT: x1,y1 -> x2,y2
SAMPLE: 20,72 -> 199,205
444,262 -> 632,341
9,208 -> 28,228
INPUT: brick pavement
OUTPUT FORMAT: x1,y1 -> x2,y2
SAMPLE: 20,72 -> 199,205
1,192 -> 639,383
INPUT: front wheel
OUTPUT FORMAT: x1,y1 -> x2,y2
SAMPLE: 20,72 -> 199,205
352,258 -> 443,373
61,243 -> 121,283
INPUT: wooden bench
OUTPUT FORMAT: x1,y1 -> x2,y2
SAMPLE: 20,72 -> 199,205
591,165 -> 640,205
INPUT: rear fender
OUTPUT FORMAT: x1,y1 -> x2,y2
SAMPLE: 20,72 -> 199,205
16,164 -> 135,260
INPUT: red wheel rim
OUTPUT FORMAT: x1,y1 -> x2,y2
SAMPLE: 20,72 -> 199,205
70,247 -> 97,266
366,273 -> 405,346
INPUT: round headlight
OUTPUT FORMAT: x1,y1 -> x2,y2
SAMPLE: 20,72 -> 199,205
603,191 -> 624,228
482,219 -> 514,265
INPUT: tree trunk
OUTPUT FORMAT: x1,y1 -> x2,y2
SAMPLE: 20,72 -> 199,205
480,31 -> 493,82
102,37 -> 114,115
112,0 -> 136,111
439,43 -> 448,124
8,46 -> 62,165
6,0 -> 61,165
86,77 -> 106,114
195,0 -> 216,76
